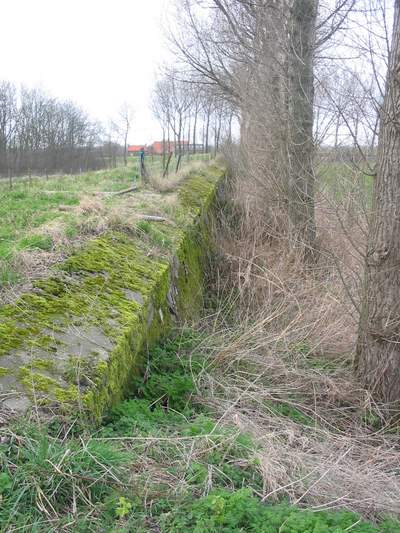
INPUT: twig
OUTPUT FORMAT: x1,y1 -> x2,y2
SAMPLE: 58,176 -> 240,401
113,186 -> 139,196
139,215 -> 168,222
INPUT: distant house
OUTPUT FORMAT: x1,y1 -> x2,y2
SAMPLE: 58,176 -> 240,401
127,145 -> 147,156
150,140 -> 190,155
128,140 -> 203,157
151,141 -> 164,155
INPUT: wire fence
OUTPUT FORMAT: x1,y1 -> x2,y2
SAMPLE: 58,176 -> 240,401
0,153 -> 214,190
133,152 -> 212,181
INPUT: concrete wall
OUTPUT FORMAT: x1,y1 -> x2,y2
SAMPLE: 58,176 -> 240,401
0,165 -> 225,419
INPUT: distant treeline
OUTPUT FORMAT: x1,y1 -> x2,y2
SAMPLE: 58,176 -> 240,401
0,81 -> 123,177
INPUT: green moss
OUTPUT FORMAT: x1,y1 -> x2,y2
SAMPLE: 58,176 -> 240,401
0,367 -> 9,377
30,359 -> 56,372
54,385 -> 79,404
0,164 -> 225,419
18,367 -> 59,394
178,169 -> 219,212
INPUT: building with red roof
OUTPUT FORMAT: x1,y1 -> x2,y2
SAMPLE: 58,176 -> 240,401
127,145 -> 146,155
128,140 -> 199,156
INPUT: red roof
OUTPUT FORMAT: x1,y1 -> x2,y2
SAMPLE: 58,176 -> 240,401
128,145 -> 145,153
151,140 -> 189,154
152,141 -> 164,154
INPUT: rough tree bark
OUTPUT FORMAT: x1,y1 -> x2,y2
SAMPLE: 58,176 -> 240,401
287,0 -> 317,255
355,1 -> 400,405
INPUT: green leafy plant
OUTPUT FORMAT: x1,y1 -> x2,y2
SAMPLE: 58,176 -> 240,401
115,496 -> 133,518
161,488 -> 399,533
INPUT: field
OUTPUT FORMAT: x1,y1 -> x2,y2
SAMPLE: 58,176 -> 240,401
316,159 -> 374,204
0,167 -> 135,288
0,154 -> 209,293
129,151 -> 211,177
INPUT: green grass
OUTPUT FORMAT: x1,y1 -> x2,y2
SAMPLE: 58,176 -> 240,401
1,330 -> 398,532
130,152 -> 211,177
0,155 -> 211,290
316,160 -> 374,205
0,166 -> 138,289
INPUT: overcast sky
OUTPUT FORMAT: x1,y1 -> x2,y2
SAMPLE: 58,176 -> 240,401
1,0 -> 171,144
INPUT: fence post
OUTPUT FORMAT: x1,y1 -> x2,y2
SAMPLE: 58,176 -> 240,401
8,168 -> 12,189
28,168 -> 32,187
140,159 -> 148,184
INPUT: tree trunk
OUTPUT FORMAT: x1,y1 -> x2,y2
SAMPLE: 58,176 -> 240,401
123,131 -> 128,167
334,115 -> 340,149
205,108 -> 210,153
193,105 -> 198,154
356,2 -> 400,405
287,0 -> 317,257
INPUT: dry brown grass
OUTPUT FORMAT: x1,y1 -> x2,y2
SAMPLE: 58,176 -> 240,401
149,160 -> 207,193
194,172 -> 400,520
195,322 -> 400,518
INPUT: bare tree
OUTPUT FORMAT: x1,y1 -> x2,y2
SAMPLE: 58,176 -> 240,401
115,103 -> 134,167
356,0 -> 400,405
287,0 -> 318,254
0,83 -> 107,176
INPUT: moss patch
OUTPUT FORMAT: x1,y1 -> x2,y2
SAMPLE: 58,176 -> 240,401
0,164 -> 225,419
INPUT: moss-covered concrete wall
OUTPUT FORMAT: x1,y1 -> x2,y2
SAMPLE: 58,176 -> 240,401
0,164 -> 224,419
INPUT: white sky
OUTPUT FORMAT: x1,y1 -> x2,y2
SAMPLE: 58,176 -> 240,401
0,0 -> 171,144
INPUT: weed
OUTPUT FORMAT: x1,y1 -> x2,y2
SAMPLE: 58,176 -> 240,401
161,488 -> 399,532
17,234 -> 53,252
0,422 -> 130,530
115,496 -> 133,518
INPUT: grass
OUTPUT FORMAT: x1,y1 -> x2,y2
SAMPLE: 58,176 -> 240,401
316,159 -> 374,205
0,155 -> 211,293
0,166 -> 137,288
1,330 -> 399,532
130,152 -> 212,179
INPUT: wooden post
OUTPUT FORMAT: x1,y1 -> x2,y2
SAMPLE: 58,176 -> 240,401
8,169 -> 12,189
140,159 -> 148,184
28,168 -> 32,187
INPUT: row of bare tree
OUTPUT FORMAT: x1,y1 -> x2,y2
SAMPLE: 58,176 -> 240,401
162,0 -> 400,407
0,82 -> 127,177
166,0 -> 373,253
153,70 -> 236,156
